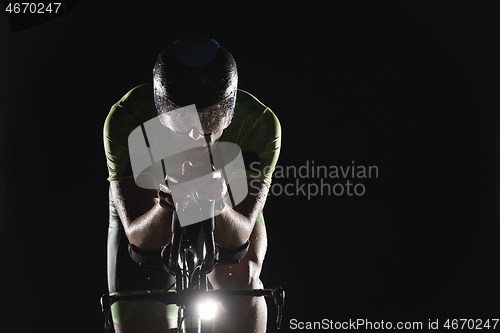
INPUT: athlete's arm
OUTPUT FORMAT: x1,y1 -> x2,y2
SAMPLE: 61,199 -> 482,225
213,178 -> 269,251
110,176 -> 174,252
163,161 -> 268,251
175,162 -> 268,251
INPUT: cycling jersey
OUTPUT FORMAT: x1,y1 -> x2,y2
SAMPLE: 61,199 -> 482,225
104,83 -> 281,187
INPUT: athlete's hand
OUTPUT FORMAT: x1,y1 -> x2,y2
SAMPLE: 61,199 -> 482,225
159,161 -> 227,210
186,162 -> 227,202
158,162 -> 192,211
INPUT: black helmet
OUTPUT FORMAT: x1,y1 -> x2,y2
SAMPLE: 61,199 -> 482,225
153,37 -> 238,134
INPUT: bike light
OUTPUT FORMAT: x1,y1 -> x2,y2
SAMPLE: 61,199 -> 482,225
198,301 -> 217,319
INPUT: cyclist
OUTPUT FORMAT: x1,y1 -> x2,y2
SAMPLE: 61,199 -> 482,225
103,37 -> 281,333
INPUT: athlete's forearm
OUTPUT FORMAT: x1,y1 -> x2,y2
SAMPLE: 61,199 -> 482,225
125,200 -> 174,252
214,201 -> 255,251
213,180 -> 268,251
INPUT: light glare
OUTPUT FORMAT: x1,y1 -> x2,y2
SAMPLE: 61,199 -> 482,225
198,301 -> 217,319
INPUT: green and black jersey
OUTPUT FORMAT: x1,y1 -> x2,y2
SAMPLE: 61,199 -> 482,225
103,83 -> 281,224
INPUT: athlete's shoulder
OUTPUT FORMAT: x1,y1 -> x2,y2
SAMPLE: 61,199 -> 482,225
225,89 -> 280,146
114,83 -> 154,110
236,89 -> 268,112
235,89 -> 278,122
106,84 -> 156,128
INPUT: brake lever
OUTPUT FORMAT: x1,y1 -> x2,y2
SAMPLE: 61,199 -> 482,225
273,287 -> 285,329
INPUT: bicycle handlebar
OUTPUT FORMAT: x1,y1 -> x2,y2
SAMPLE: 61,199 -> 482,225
102,287 -> 285,329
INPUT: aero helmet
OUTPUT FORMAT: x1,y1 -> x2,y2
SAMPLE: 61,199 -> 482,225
153,37 -> 238,135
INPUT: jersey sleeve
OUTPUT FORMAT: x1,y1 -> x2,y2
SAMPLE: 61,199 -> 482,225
223,90 -> 282,188
244,108 -> 281,188
103,84 -> 155,181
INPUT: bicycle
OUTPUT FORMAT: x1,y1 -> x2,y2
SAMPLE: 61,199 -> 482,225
100,199 -> 285,332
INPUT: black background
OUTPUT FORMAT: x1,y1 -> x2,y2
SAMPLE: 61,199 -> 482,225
1,1 -> 500,332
